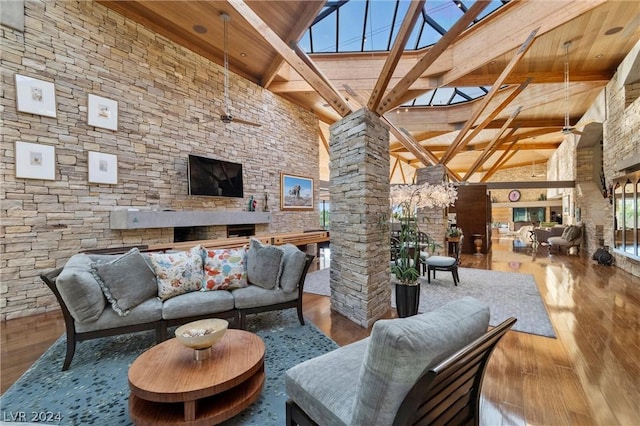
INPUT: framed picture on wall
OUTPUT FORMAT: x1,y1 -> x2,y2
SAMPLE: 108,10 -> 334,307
87,94 -> 118,130
280,173 -> 314,211
15,141 -> 56,180
14,74 -> 57,118
88,151 -> 118,184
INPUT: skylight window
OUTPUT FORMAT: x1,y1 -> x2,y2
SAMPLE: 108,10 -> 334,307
303,0 -> 509,107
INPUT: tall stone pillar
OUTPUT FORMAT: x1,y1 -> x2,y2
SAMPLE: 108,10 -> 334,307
416,165 -> 448,251
329,108 -> 390,327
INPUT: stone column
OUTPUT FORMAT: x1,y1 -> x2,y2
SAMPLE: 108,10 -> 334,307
329,108 -> 390,328
416,165 -> 448,253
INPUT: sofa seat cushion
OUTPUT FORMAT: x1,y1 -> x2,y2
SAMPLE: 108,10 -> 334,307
351,297 -> 490,425
231,285 -> 297,309
56,253 -> 111,324
286,338 -> 368,426
548,236 -> 572,247
90,247 -> 157,317
75,297 -> 162,333
162,290 -> 235,320
424,255 -> 456,267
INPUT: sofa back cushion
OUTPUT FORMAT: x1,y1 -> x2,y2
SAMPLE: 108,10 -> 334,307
202,247 -> 248,290
278,244 -> 307,293
350,297 -> 490,426
561,224 -> 582,242
246,238 -> 283,290
56,254 -> 109,323
90,247 -> 157,316
146,245 -> 204,300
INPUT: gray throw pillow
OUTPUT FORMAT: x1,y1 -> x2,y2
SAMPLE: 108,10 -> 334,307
91,247 -> 157,316
56,253 -> 111,324
561,225 -> 581,242
246,238 -> 283,290
278,244 -> 307,293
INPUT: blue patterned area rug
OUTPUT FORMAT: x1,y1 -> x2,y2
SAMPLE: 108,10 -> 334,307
0,310 -> 338,425
393,267 -> 556,338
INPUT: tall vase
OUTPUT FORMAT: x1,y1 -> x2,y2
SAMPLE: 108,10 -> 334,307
395,282 -> 420,318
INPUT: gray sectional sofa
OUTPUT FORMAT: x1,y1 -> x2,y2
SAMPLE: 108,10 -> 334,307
41,238 -> 314,370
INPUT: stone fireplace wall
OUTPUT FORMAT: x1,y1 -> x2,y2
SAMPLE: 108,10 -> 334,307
1,1 -> 318,319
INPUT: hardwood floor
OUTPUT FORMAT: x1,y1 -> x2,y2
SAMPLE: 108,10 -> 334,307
2,237 -> 639,425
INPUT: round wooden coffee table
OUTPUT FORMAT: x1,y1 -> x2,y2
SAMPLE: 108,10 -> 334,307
128,329 -> 265,426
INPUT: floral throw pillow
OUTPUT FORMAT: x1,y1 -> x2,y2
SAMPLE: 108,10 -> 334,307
146,245 -> 204,300
202,247 -> 248,291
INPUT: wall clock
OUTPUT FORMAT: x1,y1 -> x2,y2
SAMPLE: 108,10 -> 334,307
508,190 -> 521,202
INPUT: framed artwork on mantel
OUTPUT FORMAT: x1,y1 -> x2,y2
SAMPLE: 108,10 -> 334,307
280,173 -> 314,211
87,94 -> 118,130
88,151 -> 118,184
15,74 -> 57,118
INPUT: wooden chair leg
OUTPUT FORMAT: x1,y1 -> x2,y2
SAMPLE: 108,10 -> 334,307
296,302 -> 305,326
62,335 -> 76,371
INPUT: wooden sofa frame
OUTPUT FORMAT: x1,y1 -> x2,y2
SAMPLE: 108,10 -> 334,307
40,253 -> 314,371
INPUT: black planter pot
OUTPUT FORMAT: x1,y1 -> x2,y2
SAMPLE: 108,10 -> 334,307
395,282 -> 420,318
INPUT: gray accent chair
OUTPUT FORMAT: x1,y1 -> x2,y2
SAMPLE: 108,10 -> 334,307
285,297 -> 515,426
424,234 -> 464,285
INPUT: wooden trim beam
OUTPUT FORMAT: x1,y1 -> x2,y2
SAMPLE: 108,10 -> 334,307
377,1 -> 491,115
262,1 -> 324,88
464,116 -> 521,180
482,181 -> 576,189
367,0 -> 425,112
440,28 -> 539,164
317,123 -> 329,154
227,0 -> 352,117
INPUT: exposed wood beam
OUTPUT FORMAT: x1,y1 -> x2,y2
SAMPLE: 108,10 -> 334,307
484,118 -> 566,129
448,70 -> 613,87
317,123 -> 329,154
456,78 -> 531,156
465,116 -> 521,180
367,0 -> 425,112
377,1 -> 491,115
481,144 -> 519,182
390,157 -> 400,180
262,1 -> 324,88
440,28 -> 539,164
227,0 -> 352,117
437,0 -> 608,87
383,117 -> 440,168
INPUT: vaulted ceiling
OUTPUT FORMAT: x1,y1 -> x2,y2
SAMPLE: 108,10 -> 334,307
97,0 -> 640,183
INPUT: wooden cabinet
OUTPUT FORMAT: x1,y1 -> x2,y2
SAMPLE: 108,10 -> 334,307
451,185 -> 492,254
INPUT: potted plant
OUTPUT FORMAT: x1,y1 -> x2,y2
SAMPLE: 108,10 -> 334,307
390,182 -> 458,317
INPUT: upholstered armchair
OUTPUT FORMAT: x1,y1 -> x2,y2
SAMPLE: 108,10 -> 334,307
285,297 -> 516,426
547,223 -> 584,254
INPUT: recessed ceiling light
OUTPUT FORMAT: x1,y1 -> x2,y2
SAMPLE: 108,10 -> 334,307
240,52 -> 246,57
604,26 -> 623,35
489,60 -> 496,65
595,54 -> 604,59
193,25 -> 207,34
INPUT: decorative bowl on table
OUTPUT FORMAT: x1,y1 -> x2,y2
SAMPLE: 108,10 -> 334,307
175,318 -> 229,360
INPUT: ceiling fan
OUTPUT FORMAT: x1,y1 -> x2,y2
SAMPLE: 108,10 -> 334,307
214,12 -> 261,127
560,41 -> 583,136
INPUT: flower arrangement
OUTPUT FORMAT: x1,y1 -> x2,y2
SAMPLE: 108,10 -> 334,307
390,182 -> 458,285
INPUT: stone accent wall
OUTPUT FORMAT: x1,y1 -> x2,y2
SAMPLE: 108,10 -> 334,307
554,65 -> 639,277
489,164 -> 549,202
1,1 -> 318,319
602,68 -> 640,277
329,108 -> 390,328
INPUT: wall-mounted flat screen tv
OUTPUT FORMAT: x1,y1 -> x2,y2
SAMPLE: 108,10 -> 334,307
188,154 -> 244,198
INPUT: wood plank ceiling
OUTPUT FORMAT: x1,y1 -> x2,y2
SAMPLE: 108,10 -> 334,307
96,0 -> 640,184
